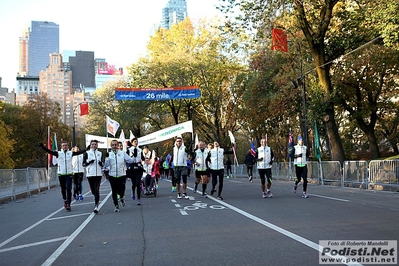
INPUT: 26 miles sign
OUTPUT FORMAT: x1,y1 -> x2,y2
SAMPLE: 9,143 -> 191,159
115,86 -> 200,101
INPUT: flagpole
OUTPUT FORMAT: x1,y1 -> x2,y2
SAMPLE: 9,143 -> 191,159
288,128 -> 292,181
319,158 -> 324,185
47,126 -> 50,190
106,116 -> 109,152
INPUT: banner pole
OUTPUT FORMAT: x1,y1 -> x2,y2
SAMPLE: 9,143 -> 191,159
106,117 -> 109,152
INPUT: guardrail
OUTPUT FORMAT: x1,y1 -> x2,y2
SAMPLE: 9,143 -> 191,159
1,160 -> 398,203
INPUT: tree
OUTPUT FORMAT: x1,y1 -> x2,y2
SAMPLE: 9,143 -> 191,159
127,18 -> 245,146
332,45 -> 399,158
15,94 -> 69,167
218,0 -> 399,162
0,120 -> 16,168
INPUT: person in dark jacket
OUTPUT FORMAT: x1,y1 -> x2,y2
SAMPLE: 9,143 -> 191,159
244,150 -> 256,182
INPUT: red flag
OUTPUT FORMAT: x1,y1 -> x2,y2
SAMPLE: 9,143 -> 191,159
80,102 -> 89,116
47,126 -> 51,165
271,28 -> 288,52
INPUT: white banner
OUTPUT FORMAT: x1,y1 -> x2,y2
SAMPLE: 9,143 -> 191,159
85,134 -> 110,149
137,120 -> 193,146
86,120 -> 193,149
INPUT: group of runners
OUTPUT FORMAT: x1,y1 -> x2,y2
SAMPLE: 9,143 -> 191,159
39,134 -> 310,213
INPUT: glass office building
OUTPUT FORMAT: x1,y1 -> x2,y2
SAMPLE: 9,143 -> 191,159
28,21 -> 59,76
161,0 -> 187,29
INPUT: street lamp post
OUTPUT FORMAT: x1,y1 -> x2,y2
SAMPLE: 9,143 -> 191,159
299,56 -> 308,146
72,102 -> 86,146
291,50 -> 308,146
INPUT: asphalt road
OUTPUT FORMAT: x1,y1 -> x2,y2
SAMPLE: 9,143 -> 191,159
0,176 -> 398,266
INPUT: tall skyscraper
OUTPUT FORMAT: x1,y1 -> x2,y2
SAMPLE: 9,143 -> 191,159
161,0 -> 187,29
67,51 -> 95,89
28,21 -> 59,76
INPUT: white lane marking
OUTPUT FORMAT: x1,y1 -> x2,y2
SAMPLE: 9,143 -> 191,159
0,180 -> 109,249
179,210 -> 188,215
0,208 -> 64,248
227,180 -> 242,183
46,213 -> 92,221
174,204 -> 181,208
71,201 -> 97,206
0,237 -> 68,253
308,194 -> 350,202
206,196 -> 361,266
41,190 -> 112,266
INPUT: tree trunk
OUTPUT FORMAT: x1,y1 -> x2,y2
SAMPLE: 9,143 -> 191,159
314,52 -> 346,163
323,107 -> 345,163
356,119 -> 381,159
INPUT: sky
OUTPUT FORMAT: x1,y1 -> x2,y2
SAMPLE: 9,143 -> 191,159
0,0 -> 223,91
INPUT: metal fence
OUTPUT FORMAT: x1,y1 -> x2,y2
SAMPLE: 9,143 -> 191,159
232,160 -> 398,191
0,167 -> 59,202
368,160 -> 399,190
1,160 -> 398,202
343,161 -> 368,189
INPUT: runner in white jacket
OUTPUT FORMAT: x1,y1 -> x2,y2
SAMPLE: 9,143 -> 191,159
104,139 -> 134,212
256,138 -> 274,198
207,141 -> 233,200
84,140 -> 103,213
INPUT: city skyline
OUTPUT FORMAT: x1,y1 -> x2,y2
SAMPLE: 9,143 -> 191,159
0,0 -> 222,91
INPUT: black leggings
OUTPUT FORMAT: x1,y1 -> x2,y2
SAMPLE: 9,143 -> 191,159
295,165 -> 308,192
258,168 -> 272,185
170,169 -> 176,186
108,176 -> 127,205
59,175 -> 73,204
73,172 -> 84,196
246,165 -> 253,177
211,169 -> 224,196
87,176 -> 102,205
129,169 -> 143,199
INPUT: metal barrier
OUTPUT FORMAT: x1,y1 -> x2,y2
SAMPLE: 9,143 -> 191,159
369,160 -> 399,186
320,161 -> 342,186
0,167 -> 58,202
1,160 -> 398,202
342,161 -> 368,188
276,162 -> 294,181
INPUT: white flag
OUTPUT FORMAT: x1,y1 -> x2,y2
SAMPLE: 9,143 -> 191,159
119,129 -> 125,141
106,116 -> 120,137
228,130 -> 235,144
52,133 -> 58,165
119,129 -> 126,150
194,133 -> 199,149
129,130 -> 135,141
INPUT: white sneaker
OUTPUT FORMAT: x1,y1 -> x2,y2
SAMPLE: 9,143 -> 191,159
93,206 -> 99,214
302,192 -> 309,198
177,193 -> 182,199
183,193 -> 189,199
262,192 -> 267,198
267,191 -> 273,198
293,184 -> 297,193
